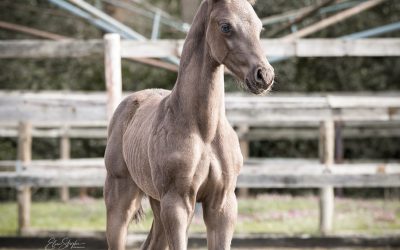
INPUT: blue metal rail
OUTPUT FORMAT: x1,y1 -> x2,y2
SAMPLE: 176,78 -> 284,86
48,0 -> 180,65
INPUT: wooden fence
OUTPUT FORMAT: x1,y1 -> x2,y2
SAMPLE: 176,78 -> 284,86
0,36 -> 399,236
1,91 -> 400,235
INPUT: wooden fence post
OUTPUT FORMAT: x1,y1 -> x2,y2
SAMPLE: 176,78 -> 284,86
104,33 -> 122,121
60,125 -> 70,202
319,120 -> 335,235
17,122 -> 32,234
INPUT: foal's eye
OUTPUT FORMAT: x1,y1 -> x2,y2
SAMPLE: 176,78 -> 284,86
220,23 -> 232,33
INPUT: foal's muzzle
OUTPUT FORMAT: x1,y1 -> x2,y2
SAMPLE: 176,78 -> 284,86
245,65 -> 275,95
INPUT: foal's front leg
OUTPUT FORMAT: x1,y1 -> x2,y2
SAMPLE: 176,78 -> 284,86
203,192 -> 238,250
160,191 -> 195,250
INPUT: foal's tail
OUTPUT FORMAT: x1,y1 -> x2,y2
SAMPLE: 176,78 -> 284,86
132,205 -> 145,223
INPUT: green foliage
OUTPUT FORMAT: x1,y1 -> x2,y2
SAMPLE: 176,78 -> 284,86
70,139 -> 106,158
0,57 -> 178,91
273,57 -> 400,92
0,138 -> 17,160
122,61 -> 177,91
250,137 -> 400,160
344,137 -> 400,160
0,0 -> 101,40
0,58 -> 105,90
251,139 -> 318,158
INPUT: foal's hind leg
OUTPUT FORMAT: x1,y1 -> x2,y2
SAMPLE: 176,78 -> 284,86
104,174 -> 143,250
140,198 -> 168,250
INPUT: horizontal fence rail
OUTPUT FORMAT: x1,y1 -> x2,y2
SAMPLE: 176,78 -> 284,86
0,39 -> 399,58
0,92 -> 399,125
0,158 -> 399,188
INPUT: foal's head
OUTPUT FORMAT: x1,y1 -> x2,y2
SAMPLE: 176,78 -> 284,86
206,0 -> 274,94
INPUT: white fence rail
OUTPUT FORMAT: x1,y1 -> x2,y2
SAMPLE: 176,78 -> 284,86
0,39 -> 399,58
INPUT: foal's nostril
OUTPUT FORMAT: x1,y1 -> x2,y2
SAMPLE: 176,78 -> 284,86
255,67 -> 264,83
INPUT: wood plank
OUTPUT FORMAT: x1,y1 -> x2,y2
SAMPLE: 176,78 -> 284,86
17,122 -> 32,234
59,125 -> 70,202
4,158 -> 400,174
0,91 -> 107,123
104,34 -> 122,121
121,40 -> 183,58
0,40 -> 103,58
236,173 -> 400,188
1,92 -> 400,124
1,39 -> 399,58
0,159 -> 399,188
1,167 -> 399,188
0,21 -> 69,41
132,58 -> 178,72
327,95 -> 400,108
345,39 -> 400,57
319,120 -> 335,234
270,0 -> 335,37
295,39 -> 400,57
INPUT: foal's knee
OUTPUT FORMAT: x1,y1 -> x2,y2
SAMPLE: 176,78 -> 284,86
160,193 -> 193,225
159,192 -> 195,249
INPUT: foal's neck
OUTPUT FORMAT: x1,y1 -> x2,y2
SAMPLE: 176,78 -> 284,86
169,1 -> 225,142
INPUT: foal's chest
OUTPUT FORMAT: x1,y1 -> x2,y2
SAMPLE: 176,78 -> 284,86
148,125 -> 243,199
196,129 -> 243,201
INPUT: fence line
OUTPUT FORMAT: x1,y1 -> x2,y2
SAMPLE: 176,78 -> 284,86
1,34 -> 400,235
1,92 -> 399,124
0,39 -> 399,58
1,159 -> 399,188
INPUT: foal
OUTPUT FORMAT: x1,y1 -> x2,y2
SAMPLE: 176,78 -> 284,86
104,0 -> 274,249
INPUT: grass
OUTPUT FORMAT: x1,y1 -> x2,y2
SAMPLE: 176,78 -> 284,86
0,195 -> 399,236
